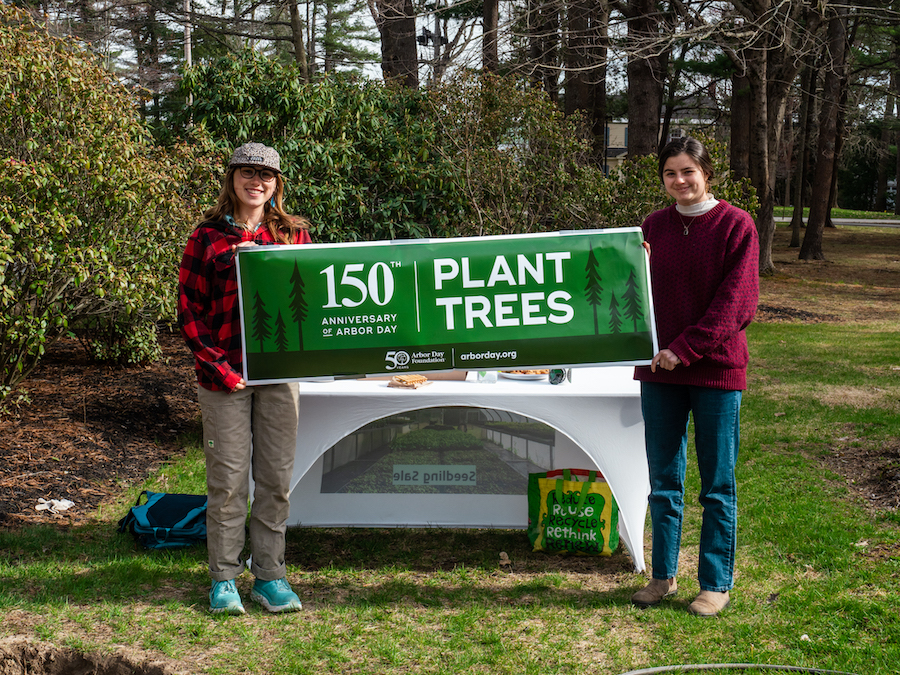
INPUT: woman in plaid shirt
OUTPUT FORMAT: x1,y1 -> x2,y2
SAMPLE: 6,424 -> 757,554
178,143 -> 312,615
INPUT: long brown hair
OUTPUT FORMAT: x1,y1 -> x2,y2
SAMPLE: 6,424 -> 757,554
201,167 -> 311,243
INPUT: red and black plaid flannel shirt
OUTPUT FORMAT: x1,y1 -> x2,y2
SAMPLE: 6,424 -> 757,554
177,218 -> 312,392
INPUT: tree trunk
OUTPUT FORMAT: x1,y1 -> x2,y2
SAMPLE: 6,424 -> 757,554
766,57 -> 793,228
825,71 -> 851,228
624,0 -> 663,157
564,0 -> 608,163
482,0 -> 498,73
875,75 -> 895,212
746,46 -> 777,275
590,5 -> 609,165
781,111 -> 792,208
896,132 -> 900,215
800,5 -> 848,260
325,2 -> 335,74
790,65 -> 815,247
289,1 -> 309,81
527,0 -> 541,90
731,73 -> 751,180
896,55 -> 900,215
541,4 -> 561,101
731,0 -> 822,273
372,0 -> 418,88
660,44 -> 688,151
565,0 -> 588,117
824,13 -> 857,228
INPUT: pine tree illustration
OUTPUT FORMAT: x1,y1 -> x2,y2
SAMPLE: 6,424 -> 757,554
608,291 -> 623,334
288,261 -> 308,351
251,290 -> 273,352
583,247 -> 604,335
274,310 -> 289,352
622,269 -> 645,332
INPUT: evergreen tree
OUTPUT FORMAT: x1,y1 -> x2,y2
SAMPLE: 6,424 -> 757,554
318,0 -> 379,76
608,291 -> 622,334
118,1 -> 184,130
583,247 -> 604,335
621,269 -> 644,332
251,290 -> 273,352
274,309 -> 289,352
288,261 -> 308,351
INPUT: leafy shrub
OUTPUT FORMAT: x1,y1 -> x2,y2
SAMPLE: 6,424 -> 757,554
74,318 -> 163,366
173,58 -> 756,246
428,73 -> 611,236
173,50 -> 468,242
0,6 -> 220,399
602,134 -> 758,229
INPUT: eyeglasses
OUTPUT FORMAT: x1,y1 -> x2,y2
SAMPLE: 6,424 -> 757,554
237,166 -> 277,183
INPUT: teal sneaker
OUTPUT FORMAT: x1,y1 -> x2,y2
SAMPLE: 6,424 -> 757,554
209,579 -> 245,615
250,577 -> 302,613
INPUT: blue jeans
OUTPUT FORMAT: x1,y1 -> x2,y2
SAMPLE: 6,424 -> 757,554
641,382 -> 742,592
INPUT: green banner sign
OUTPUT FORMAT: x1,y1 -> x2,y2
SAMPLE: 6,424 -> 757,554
236,228 -> 657,383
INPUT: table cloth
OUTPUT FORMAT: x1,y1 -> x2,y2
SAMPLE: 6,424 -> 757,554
285,366 -> 649,571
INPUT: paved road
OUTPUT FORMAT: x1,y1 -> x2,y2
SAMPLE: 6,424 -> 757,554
775,216 -> 900,228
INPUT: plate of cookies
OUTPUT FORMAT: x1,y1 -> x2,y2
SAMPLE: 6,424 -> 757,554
388,374 -> 431,389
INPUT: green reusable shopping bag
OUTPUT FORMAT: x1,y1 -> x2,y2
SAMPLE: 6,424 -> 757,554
527,468 -> 619,556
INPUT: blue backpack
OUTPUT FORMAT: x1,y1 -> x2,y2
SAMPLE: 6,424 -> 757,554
117,491 -> 207,549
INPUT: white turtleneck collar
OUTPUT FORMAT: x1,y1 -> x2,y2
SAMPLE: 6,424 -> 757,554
676,196 -> 719,217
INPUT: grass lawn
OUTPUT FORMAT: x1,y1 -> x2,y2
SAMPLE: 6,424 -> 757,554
1,224 -> 898,674
774,205 -> 900,221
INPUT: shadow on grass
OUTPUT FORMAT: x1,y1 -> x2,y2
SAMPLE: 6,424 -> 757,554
285,525 -> 636,575
0,521 -> 639,612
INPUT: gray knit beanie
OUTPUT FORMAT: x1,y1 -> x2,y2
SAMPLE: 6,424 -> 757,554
228,142 -> 281,173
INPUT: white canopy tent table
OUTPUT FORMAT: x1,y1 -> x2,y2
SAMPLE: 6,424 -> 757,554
285,366 -> 649,572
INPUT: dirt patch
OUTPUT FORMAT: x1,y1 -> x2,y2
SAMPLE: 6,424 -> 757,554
818,429 -> 900,514
769,225 -> 900,288
0,328 -> 200,528
0,637 -> 184,675
761,225 -> 900,324
755,303 -> 837,323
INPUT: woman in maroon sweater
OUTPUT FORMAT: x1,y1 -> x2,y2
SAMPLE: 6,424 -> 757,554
631,137 -> 759,617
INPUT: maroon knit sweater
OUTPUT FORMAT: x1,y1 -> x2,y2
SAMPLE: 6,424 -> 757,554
634,200 -> 760,391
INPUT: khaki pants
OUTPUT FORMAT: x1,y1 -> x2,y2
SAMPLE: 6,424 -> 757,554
198,382 -> 299,582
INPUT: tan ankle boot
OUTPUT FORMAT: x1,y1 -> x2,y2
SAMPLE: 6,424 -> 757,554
631,578 -> 677,608
688,590 -> 730,617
